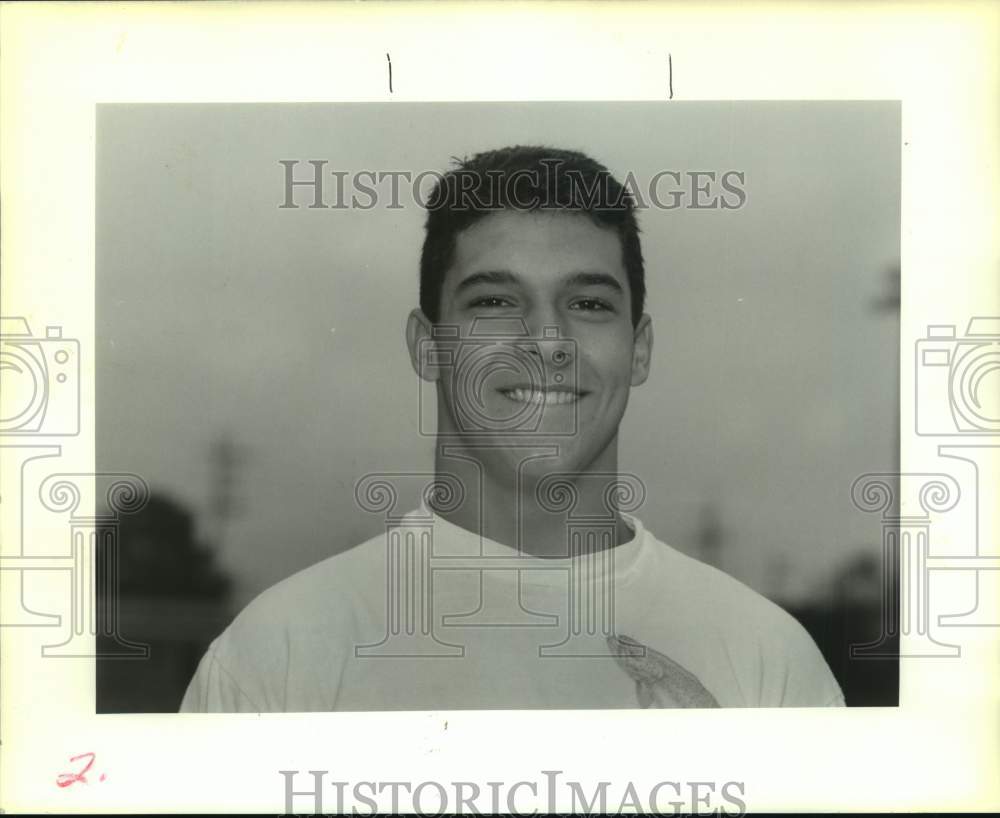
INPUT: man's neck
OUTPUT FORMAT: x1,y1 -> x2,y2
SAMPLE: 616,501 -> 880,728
429,440 -> 634,558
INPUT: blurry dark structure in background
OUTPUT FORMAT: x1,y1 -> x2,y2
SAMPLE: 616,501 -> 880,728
96,493 -> 234,712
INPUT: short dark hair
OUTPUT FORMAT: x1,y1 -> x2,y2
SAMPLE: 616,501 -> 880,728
419,145 -> 645,327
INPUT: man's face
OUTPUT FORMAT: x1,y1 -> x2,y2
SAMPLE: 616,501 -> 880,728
409,210 -> 652,481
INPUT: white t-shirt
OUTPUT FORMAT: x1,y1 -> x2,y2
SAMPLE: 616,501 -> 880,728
180,507 -> 845,711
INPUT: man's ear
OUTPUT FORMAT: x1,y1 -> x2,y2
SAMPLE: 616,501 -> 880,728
630,313 -> 653,387
405,308 -> 440,382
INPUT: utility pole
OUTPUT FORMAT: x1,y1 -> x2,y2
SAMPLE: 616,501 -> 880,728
207,434 -> 245,553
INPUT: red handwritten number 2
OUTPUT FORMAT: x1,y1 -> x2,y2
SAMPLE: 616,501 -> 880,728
56,752 -> 105,787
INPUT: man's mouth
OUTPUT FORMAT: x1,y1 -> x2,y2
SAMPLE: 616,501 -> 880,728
497,386 -> 586,406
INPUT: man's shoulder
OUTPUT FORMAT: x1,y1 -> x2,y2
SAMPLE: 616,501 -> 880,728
221,525 -> 392,637
640,527 -> 814,641
639,527 -> 843,706
185,525 -> 399,711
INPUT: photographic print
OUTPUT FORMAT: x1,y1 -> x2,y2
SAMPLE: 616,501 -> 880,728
94,101 -> 900,713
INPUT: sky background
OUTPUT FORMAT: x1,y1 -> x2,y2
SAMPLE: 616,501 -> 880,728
97,101 -> 900,611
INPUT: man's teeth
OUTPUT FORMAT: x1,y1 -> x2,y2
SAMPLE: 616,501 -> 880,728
500,388 -> 580,405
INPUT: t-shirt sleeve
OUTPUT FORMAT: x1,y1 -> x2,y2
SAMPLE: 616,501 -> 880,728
179,638 -> 263,713
772,616 -> 846,707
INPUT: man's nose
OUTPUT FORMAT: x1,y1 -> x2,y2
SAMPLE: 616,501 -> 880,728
522,316 -> 574,370
538,335 -> 574,370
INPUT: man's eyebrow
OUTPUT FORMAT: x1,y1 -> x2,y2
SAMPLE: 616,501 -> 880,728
453,269 -> 625,295
562,271 -> 624,294
453,270 -> 520,293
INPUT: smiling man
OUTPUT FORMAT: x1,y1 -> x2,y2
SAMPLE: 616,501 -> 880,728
181,146 -> 845,712
409,204 -> 648,559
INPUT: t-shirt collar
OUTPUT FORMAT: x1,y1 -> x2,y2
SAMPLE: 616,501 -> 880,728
411,499 -> 648,586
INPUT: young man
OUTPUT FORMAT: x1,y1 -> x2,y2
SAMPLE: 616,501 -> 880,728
181,146 -> 844,712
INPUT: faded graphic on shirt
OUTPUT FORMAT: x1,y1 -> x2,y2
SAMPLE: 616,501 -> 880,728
608,634 -> 721,708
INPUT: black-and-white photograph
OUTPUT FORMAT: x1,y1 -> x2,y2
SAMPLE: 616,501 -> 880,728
95,101 -> 900,713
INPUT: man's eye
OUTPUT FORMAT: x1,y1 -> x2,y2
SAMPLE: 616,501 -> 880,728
468,296 -> 515,308
570,298 -> 613,312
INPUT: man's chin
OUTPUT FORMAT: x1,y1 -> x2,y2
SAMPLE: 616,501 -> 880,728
494,438 -> 595,479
